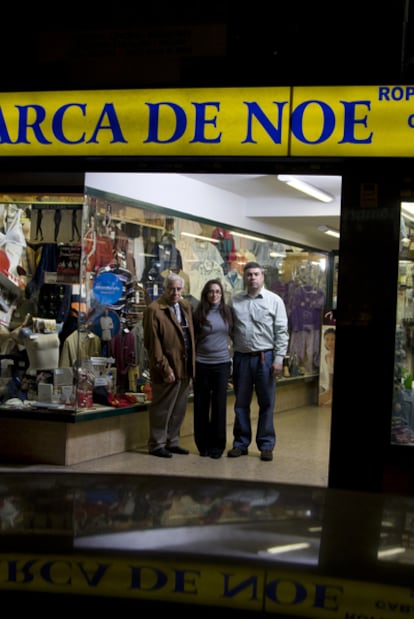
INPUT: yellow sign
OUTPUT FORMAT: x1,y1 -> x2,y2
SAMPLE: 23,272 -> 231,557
291,85 -> 414,156
0,552 -> 413,617
0,85 -> 413,157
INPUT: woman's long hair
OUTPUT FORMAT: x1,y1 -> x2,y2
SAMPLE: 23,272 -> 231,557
193,279 -> 233,339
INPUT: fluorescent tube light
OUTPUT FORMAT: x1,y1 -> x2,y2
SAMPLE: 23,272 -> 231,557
318,225 -> 340,239
265,542 -> 311,555
181,231 -> 219,243
378,547 -> 406,559
277,175 -> 334,203
324,229 -> 340,239
230,231 -> 266,243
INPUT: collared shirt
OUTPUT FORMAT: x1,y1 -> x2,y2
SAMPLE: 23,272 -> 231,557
173,302 -> 182,322
173,302 -> 191,361
230,287 -> 289,364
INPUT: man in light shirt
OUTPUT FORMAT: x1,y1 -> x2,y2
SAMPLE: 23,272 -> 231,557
228,262 -> 289,462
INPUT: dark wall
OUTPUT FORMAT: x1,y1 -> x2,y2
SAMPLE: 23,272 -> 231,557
329,161 -> 403,492
1,1 -> 408,92
2,4 -> 414,494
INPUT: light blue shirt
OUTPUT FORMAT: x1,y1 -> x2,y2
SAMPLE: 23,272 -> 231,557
230,287 -> 289,364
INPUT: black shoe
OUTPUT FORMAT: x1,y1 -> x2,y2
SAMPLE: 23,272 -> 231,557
199,450 -> 210,457
260,450 -> 273,461
227,447 -> 248,458
209,450 -> 223,459
167,446 -> 189,455
149,448 -> 172,458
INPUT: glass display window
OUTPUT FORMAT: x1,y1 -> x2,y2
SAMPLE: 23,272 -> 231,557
392,207 -> 414,445
0,194 -> 83,410
0,183 -> 331,414
82,181 -> 330,393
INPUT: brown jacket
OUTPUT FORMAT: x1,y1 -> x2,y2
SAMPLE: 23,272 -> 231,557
143,294 -> 195,383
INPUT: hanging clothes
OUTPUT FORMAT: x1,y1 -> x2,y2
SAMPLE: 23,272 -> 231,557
288,284 -> 325,373
59,329 -> 101,368
111,329 -> 136,391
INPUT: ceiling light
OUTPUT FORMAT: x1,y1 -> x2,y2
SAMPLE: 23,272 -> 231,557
230,231 -> 266,243
318,225 -> 340,239
324,229 -> 340,239
265,542 -> 311,555
277,175 -> 334,203
377,547 -> 406,559
181,232 -> 219,243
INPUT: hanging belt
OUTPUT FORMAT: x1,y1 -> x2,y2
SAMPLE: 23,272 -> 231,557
239,349 -> 273,364
241,349 -> 273,356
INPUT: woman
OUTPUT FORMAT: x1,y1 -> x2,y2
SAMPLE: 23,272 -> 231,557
193,279 -> 233,458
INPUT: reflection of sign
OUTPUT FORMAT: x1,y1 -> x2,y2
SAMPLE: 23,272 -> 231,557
93,272 -> 123,304
0,552 -> 411,616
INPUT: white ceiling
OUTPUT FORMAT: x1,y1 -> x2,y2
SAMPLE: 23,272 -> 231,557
183,173 -> 342,252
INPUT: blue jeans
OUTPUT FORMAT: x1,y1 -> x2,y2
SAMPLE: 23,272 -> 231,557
232,350 -> 276,451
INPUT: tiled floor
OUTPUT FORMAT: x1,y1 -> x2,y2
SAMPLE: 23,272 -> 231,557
3,405 -> 331,487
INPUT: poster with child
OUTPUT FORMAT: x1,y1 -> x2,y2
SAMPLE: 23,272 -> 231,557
318,310 -> 336,406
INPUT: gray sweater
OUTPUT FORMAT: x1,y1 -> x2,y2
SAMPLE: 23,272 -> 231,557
195,304 -> 231,364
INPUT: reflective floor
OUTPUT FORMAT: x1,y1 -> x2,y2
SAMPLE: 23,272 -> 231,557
1,405 -> 331,487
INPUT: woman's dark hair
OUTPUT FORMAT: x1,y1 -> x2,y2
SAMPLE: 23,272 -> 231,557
193,279 -> 233,338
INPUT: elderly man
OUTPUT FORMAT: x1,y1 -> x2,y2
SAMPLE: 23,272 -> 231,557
143,272 -> 195,458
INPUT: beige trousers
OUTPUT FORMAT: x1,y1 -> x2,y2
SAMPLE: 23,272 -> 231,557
147,379 -> 191,452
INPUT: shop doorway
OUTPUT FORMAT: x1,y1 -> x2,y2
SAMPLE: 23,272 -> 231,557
81,171 -> 341,486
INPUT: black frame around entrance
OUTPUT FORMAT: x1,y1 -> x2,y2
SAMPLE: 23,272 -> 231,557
0,155 -> 412,495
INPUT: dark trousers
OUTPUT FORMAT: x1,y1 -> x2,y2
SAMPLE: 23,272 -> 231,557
193,361 -> 231,454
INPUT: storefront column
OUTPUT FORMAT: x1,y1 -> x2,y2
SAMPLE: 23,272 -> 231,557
329,163 -> 401,492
